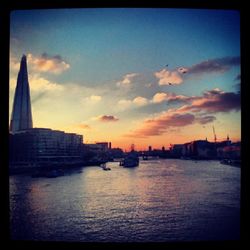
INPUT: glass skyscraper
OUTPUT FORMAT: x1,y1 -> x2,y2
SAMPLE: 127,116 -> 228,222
10,55 -> 33,133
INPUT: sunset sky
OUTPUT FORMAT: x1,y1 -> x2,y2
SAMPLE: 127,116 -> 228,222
9,8 -> 241,151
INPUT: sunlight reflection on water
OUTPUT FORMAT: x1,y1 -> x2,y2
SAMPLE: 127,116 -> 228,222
10,159 -> 240,242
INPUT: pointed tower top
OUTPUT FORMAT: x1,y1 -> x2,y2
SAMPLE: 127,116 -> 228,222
10,54 -> 33,133
20,55 -> 27,69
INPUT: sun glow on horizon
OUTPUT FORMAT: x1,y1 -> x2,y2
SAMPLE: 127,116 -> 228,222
10,9 -> 241,151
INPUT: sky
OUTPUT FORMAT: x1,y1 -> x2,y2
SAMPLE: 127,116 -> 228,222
9,8 -> 241,151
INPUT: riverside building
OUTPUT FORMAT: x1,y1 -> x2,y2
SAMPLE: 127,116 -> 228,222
9,55 -> 83,168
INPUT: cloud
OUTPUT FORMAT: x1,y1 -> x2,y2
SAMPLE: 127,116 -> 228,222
183,56 -> 240,75
153,56 -> 240,86
124,112 -> 195,138
177,67 -> 188,74
9,78 -> 17,91
151,92 -> 169,103
86,95 -> 102,103
154,69 -> 183,85
124,88 -> 240,138
132,96 -> 148,106
29,75 -> 64,92
95,115 -> 119,122
117,99 -> 133,110
117,92 -> 193,111
77,123 -> 91,130
90,95 -> 102,101
178,88 -> 241,113
118,96 -> 148,110
116,73 -> 139,87
10,74 -> 64,93
203,88 -> 223,96
150,92 -> 193,104
27,53 -> 70,74
167,94 -> 193,103
10,53 -> 21,72
195,115 -> 216,124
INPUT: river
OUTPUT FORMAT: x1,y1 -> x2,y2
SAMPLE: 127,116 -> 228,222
9,159 -> 240,242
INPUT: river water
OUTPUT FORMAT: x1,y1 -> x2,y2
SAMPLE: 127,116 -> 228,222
9,159 -> 240,242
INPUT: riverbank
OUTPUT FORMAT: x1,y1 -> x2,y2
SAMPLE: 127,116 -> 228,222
9,160 -> 107,175
9,157 -> 241,175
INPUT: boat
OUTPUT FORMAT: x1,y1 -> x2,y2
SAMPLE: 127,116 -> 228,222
101,163 -> 111,171
220,159 -> 241,167
122,152 -> 139,168
103,167 -> 111,171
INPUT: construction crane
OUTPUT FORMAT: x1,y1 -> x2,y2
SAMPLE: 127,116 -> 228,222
212,126 -> 217,143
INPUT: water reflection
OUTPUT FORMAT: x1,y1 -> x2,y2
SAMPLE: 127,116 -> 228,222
10,159 -> 240,242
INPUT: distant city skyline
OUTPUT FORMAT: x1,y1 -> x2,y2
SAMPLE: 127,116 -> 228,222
9,8 -> 241,151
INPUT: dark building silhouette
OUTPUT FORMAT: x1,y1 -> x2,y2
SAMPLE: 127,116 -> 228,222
10,55 -> 33,133
9,128 -> 83,165
96,142 -> 109,151
9,55 -> 84,169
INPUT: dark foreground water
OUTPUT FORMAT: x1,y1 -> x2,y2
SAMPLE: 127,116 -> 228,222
9,159 -> 240,242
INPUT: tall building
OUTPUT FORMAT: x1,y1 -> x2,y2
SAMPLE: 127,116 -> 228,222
10,55 -> 33,133
9,55 -> 84,167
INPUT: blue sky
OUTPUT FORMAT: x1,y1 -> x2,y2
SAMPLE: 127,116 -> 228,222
10,8 -> 241,150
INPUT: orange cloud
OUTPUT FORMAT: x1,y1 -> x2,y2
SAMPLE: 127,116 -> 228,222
27,53 -> 70,74
132,96 -> 148,106
124,111 -> 195,138
124,88 -> 240,138
151,92 -> 169,103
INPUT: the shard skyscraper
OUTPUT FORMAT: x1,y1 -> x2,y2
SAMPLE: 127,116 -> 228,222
10,55 -> 33,133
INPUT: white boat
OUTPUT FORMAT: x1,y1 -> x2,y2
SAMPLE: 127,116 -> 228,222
101,163 -> 111,171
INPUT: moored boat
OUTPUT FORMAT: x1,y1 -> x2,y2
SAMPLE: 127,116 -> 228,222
101,163 -> 111,171
122,152 -> 139,168
220,159 -> 241,167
